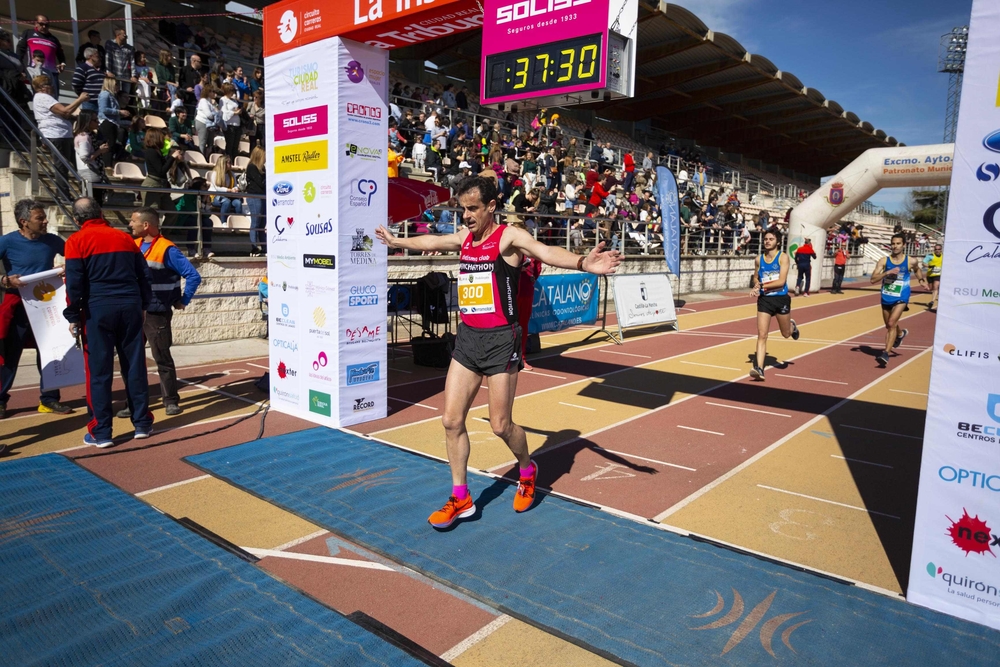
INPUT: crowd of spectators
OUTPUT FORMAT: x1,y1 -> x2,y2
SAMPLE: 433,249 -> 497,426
1,16 -> 266,258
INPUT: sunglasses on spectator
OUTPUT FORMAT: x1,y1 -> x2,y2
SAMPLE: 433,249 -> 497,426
36,21 -> 49,26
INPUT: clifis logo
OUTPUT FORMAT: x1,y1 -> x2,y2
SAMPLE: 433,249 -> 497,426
276,360 -> 297,379
943,343 -> 991,361
946,509 -> 998,557
496,0 -> 591,24
978,163 -> 1000,182
277,9 -> 297,43
345,60 -> 365,83
350,180 -> 378,207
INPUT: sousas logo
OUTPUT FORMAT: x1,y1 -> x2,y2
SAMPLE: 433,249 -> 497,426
306,217 -> 334,237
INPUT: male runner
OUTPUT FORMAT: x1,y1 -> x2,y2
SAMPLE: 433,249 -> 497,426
923,242 -> 942,312
749,227 -> 799,380
375,176 -> 620,528
870,233 -> 926,368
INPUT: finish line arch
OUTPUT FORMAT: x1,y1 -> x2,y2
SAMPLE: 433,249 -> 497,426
788,143 -> 954,291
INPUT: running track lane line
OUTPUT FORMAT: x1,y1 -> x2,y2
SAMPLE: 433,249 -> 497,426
482,309 -> 930,472
755,485 -> 902,520
242,548 -> 396,571
439,615 -> 513,662
651,347 -> 932,522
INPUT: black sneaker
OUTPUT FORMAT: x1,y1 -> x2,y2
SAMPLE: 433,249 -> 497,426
790,319 -> 800,341
876,351 -> 889,368
750,365 -> 765,380
38,401 -> 74,415
893,328 -> 908,349
0,402 -> 6,420
117,407 -> 132,419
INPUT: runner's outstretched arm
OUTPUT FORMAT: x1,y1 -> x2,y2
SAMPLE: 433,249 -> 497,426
506,226 -> 622,274
375,224 -> 464,252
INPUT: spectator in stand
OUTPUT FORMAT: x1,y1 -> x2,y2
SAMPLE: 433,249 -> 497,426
230,65 -> 251,100
17,15 -> 66,75
219,82 -> 242,162
73,110 -> 107,204
127,115 -> 146,158
412,139 -> 427,172
0,198 -> 75,419
104,28 -> 136,98
76,30 -> 104,65
456,86 -> 469,110
194,84 -> 219,153
179,53 -> 206,105
441,83 -> 457,108
250,67 -> 264,93
247,89 -> 265,151
694,164 -> 707,198
97,73 -> 130,161
832,245 -> 848,294
73,47 -> 104,112
153,50 -> 177,109
32,76 -> 87,198
134,51 -> 150,80
142,127 -> 183,215
193,71 -> 209,104
622,149 -> 636,192
794,238 -> 816,296
602,142 -> 614,168
134,53 -> 152,111
758,208 -> 770,230
174,176 -> 210,258
0,30 -> 32,142
209,154 -> 243,226
245,146 -> 267,257
642,150 -> 653,176
168,106 -> 195,149
26,49 -> 59,98
63,197 -> 153,448
589,141 -> 602,167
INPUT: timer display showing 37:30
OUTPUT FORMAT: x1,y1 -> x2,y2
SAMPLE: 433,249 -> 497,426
485,33 -> 603,99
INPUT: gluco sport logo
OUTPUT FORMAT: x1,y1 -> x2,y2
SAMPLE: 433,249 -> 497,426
345,60 -> 365,83
277,10 -> 297,43
350,179 -> 378,207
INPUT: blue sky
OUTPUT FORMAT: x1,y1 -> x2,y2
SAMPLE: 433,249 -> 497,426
671,0 -> 974,214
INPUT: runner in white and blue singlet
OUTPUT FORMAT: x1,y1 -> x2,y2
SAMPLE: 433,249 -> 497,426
870,233 -> 926,368
749,228 -> 799,380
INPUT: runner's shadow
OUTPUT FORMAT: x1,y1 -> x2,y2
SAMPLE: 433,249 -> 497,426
852,345 -> 886,358
745,353 -> 791,370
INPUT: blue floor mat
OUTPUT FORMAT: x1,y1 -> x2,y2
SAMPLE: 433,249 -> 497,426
0,454 -> 428,667
188,428 -> 1000,666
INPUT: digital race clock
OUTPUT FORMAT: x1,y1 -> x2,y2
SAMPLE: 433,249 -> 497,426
480,0 -> 636,108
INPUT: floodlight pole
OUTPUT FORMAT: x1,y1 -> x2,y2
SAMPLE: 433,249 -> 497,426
937,26 -> 968,231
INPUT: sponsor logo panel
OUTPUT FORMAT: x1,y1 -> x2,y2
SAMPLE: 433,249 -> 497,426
346,362 -> 380,386
274,105 -> 329,142
274,140 -> 328,173
349,284 -> 379,307
309,389 -> 331,417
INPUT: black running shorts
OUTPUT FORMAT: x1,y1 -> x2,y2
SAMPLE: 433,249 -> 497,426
928,276 -> 940,285
757,294 -> 791,316
452,322 -> 524,376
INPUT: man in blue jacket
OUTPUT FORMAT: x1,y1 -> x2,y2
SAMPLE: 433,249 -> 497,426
64,198 -> 153,447
121,207 -> 201,417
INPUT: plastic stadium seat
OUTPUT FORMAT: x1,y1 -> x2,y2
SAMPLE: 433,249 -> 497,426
214,136 -> 226,151
238,140 -> 250,155
208,153 -> 222,166
112,162 -> 145,182
227,215 -> 251,230
184,150 -> 211,167
210,214 -> 225,228
233,156 -> 249,170
144,115 -> 167,129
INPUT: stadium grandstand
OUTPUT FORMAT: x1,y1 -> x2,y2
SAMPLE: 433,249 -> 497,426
1,0 -> 931,266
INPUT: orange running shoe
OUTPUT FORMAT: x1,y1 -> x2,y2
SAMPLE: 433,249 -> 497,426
428,494 -> 476,529
513,460 -> 539,513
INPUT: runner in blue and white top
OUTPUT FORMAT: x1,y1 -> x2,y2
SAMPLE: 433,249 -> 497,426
870,233 -> 926,368
748,227 -> 799,380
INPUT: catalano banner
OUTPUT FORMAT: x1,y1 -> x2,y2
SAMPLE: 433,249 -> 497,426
528,273 -> 599,334
265,36 -> 388,428
18,269 -> 85,390
907,0 -> 1000,629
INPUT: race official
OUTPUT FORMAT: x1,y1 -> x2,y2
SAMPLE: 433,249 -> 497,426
123,207 -> 201,417
63,198 -> 153,447
0,198 -> 74,418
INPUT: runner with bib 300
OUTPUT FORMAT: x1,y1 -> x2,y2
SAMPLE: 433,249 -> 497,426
375,176 -> 621,529
870,233 -> 925,368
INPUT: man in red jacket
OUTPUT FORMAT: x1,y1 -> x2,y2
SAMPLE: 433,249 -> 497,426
622,150 -> 635,192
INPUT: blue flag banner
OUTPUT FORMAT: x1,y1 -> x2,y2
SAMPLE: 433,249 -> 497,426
656,166 -> 680,277
528,274 -> 600,334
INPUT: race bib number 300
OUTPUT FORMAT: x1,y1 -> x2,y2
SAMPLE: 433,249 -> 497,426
459,272 -> 495,314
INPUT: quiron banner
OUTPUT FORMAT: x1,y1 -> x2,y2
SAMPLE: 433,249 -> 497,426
265,36 -> 388,428
907,0 -> 1000,629
528,273 -> 599,334
611,273 -> 677,331
18,269 -> 85,389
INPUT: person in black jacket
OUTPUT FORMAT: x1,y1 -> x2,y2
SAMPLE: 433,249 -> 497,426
245,146 -> 266,256
142,127 -> 183,214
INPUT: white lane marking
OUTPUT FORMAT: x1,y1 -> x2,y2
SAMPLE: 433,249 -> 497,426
654,348 -> 931,521
387,397 -> 439,411
840,424 -> 923,440
598,384 -> 668,397
677,425 -> 725,436
756,485 -> 901,520
136,475 -> 211,497
596,349 -> 653,359
371,294 -> 888,437
830,455 -> 893,469
889,389 -> 928,396
522,370 -> 567,379
175,378 -> 264,406
53,444 -> 93,453
559,401 -> 596,411
247,362 -> 269,370
774,373 -> 848,385
705,401 -> 791,418
581,463 -> 636,481
272,530 -> 330,552
591,446 -> 696,471
680,361 -> 741,371
439,615 -> 513,662
243,548 -> 395,571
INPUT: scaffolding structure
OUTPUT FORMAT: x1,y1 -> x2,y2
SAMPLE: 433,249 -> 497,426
937,26 -> 968,229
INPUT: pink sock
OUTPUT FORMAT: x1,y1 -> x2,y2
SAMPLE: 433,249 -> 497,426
453,484 -> 469,500
520,462 -> 535,478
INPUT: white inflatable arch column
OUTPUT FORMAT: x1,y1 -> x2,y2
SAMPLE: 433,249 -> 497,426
788,143 -> 954,292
